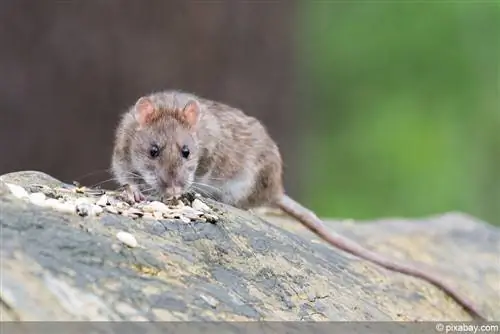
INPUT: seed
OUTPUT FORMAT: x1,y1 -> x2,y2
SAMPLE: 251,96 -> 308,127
192,199 -> 210,212
148,201 -> 171,213
116,231 -> 138,248
123,208 -> 144,219
76,202 -> 92,217
96,195 -> 109,207
204,214 -> 219,223
105,206 -> 119,214
91,205 -> 104,216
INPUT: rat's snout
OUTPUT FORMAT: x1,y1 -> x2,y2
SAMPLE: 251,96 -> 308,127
158,174 -> 185,198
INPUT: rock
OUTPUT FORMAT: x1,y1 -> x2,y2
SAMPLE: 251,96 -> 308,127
0,170 -> 499,322
28,192 -> 46,206
5,183 -> 29,200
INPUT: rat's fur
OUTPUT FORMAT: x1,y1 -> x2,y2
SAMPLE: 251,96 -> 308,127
112,90 -> 283,206
111,90 -> 485,321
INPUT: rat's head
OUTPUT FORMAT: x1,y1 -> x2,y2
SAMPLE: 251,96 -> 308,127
129,96 -> 201,199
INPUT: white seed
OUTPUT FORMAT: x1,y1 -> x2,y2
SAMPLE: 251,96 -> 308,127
29,192 -> 46,206
76,202 -> 92,217
116,231 -> 138,248
192,199 -> 210,212
182,209 -> 204,220
204,213 -> 219,223
115,201 -> 130,211
90,205 -> 104,216
127,207 -> 144,217
105,206 -> 119,214
146,201 -> 171,213
6,183 -> 29,199
162,212 -> 175,219
181,207 -> 203,216
123,208 -> 143,219
96,195 -> 109,207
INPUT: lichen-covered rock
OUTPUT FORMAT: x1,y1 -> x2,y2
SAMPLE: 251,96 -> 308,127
0,170 -> 499,321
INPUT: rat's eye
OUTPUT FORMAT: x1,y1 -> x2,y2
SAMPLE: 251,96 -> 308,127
180,145 -> 190,159
149,144 -> 160,158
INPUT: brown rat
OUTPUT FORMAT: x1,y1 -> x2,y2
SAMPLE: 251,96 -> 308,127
111,90 -> 485,320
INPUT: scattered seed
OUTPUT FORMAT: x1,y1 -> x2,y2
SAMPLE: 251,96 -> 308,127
183,212 -> 201,220
105,206 -> 119,214
123,208 -> 143,219
96,195 -> 109,207
192,199 -> 210,212
145,201 -> 170,213
127,207 -> 144,217
91,204 -> 104,216
76,202 -> 92,217
204,213 -> 219,223
116,231 -> 138,248
74,187 -> 86,194
153,211 -> 163,220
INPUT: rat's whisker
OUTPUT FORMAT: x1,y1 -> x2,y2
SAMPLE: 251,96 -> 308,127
88,176 -> 143,189
73,168 -> 114,182
191,182 -> 223,194
190,185 -> 218,201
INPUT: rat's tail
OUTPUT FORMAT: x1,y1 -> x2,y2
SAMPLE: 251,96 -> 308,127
277,194 -> 486,321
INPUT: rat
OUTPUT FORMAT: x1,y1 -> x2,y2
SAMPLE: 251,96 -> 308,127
111,90 -> 485,321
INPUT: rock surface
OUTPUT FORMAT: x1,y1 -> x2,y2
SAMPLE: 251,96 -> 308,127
0,171 -> 499,322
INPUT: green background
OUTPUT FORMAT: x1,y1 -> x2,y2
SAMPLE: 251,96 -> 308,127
298,2 -> 499,225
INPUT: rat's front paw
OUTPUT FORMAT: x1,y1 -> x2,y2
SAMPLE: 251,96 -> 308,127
122,185 -> 145,204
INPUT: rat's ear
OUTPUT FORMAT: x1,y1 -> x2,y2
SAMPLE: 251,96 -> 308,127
181,100 -> 200,128
134,97 -> 155,126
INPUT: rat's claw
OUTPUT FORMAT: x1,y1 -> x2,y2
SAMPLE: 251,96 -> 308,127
133,190 -> 145,202
122,185 -> 145,204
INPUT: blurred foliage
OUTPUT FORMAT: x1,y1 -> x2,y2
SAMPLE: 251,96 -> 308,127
298,2 -> 499,224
